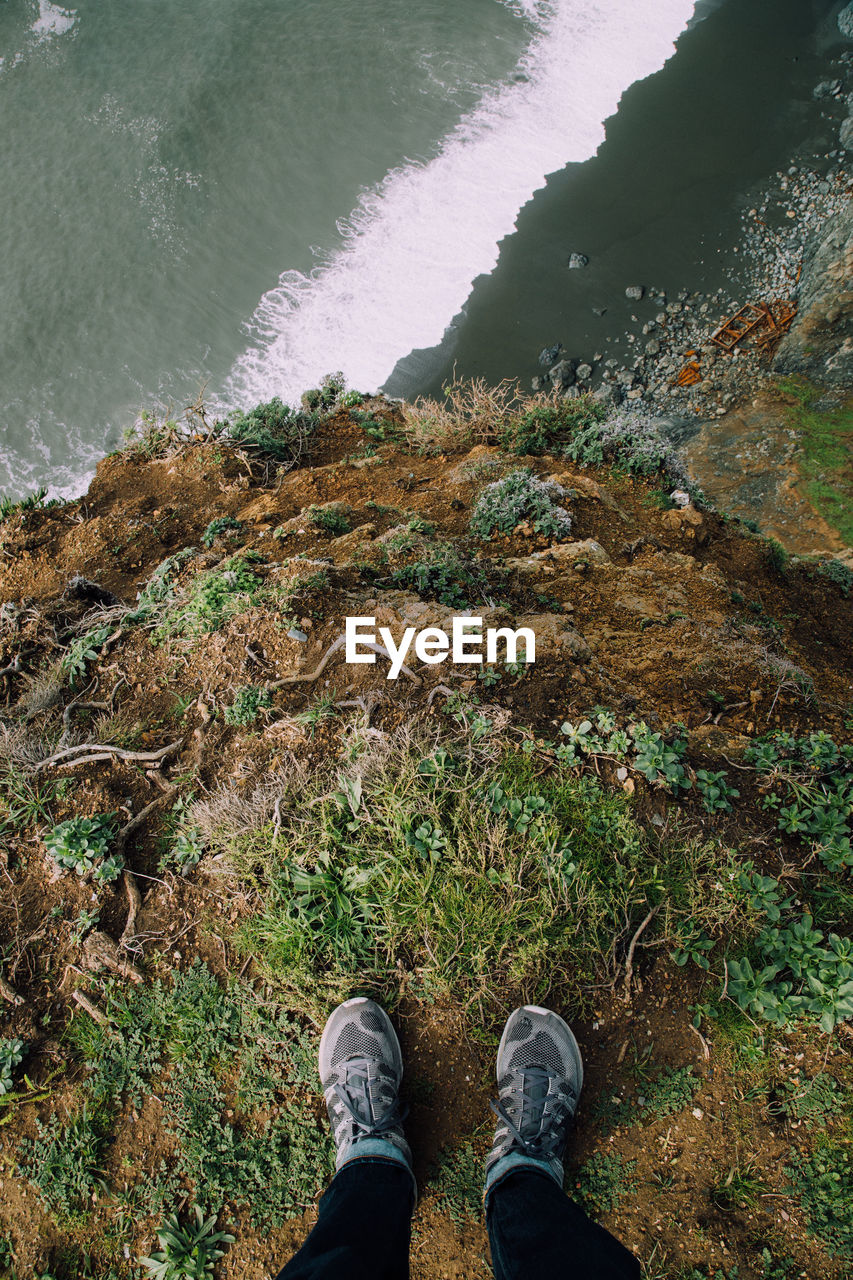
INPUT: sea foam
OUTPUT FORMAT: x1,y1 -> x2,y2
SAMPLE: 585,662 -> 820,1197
226,0 -> 696,409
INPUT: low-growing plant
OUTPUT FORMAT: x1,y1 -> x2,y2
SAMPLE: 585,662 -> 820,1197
45,814 -> 122,884
637,1065 -> 698,1119
305,504 -> 352,536
572,1151 -> 637,1215
429,1140 -> 482,1225
201,516 -> 242,548
786,1140 -> 853,1256
223,685 -> 273,727
387,543 -> 492,609
66,963 -> 332,1222
224,398 -> 317,467
470,468 -> 572,541
158,794 -> 205,875
770,1071 -> 846,1125
17,1104 -> 108,1222
497,397 -> 605,455
293,691 -> 338,736
139,1206 -> 235,1279
745,730 -> 853,873
562,406 -> 692,487
61,625 -> 111,688
726,911 -> 853,1034
0,1038 -> 25,1094
155,554 -> 268,639
711,1156 -> 765,1211
817,558 -> 853,596
695,769 -> 739,814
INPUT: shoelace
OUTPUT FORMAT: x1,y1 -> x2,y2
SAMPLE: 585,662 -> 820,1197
333,1058 -> 408,1139
490,1066 -> 574,1162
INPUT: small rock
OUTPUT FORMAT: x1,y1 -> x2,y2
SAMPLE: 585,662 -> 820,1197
568,252 -> 589,269
575,362 -> 593,382
288,627 -> 309,642
538,343 -> 563,367
813,78 -> 843,99
625,285 -> 645,301
840,116 -> 853,150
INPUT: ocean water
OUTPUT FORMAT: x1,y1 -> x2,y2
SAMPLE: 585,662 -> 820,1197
0,0 -> 839,501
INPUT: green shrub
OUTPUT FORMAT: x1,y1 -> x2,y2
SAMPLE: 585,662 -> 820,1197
563,406 -> 691,486
139,1206 -> 234,1279
0,1038 -> 25,1094
305,505 -> 352,536
223,685 -> 273,727
695,769 -> 739,814
61,625 -> 111,688
726,913 -> 853,1034
745,730 -> 853,873
45,814 -> 122,885
498,398 -> 605,455
201,516 -> 242,548
817,559 -> 853,597
388,543 -> 491,609
469,468 -> 572,540
155,554 -> 268,639
158,794 -> 205,875
225,398 -> 317,466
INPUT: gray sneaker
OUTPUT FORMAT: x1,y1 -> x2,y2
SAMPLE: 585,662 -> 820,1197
319,997 -> 412,1174
485,1005 -> 583,1190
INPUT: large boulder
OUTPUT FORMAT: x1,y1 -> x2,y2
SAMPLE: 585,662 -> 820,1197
839,1 -> 853,38
773,203 -> 853,388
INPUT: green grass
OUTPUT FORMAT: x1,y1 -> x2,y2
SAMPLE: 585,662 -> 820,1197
54,963 -> 333,1227
215,733 -> 750,1017
428,1139 -> 484,1225
154,553 -> 269,639
571,1151 -> 637,1215
776,377 -> 853,544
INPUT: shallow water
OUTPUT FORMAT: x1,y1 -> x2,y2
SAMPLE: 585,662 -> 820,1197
0,0 -> 841,500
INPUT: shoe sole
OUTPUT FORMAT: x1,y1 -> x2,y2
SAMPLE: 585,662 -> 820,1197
318,996 -> 404,1084
496,1004 -> 584,1096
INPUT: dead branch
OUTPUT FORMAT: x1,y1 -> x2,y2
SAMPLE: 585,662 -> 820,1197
33,739 -> 182,774
121,870 -> 143,947
71,989 -> 109,1025
622,907 -> 659,995
269,635 -> 422,690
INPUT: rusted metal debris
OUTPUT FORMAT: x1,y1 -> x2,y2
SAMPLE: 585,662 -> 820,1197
672,298 -> 798,386
710,299 -> 797,352
676,361 -> 701,387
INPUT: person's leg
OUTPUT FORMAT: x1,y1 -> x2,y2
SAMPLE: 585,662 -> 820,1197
486,1167 -> 639,1280
484,1005 -> 640,1280
273,997 -> 416,1280
275,1157 -> 413,1280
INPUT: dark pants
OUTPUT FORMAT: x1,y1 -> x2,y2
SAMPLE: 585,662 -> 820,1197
276,1158 -> 640,1280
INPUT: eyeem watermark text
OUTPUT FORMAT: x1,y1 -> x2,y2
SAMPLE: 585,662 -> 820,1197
345,617 -> 535,680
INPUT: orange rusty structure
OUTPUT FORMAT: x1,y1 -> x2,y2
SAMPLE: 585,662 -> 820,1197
675,361 -> 701,387
671,298 -> 798,389
709,304 -> 768,351
710,299 -> 798,354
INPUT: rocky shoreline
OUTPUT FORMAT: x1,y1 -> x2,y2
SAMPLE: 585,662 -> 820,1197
529,27 -> 853,557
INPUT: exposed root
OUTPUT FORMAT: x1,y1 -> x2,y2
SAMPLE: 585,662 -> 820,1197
71,989 -> 109,1025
